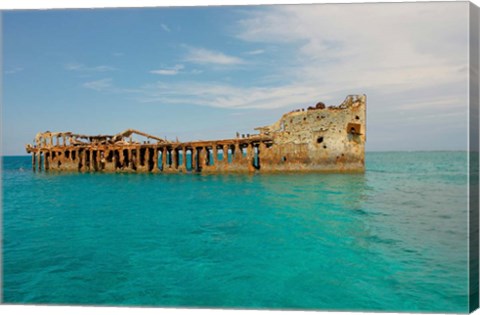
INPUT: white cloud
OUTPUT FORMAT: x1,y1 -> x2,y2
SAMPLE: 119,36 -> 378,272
161,23 -> 171,32
135,3 -> 467,113
65,63 -> 116,72
184,46 -> 245,65
150,64 -> 184,75
236,3 -> 468,93
83,78 -> 113,91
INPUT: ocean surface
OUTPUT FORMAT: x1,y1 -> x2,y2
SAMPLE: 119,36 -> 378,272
2,152 -> 470,312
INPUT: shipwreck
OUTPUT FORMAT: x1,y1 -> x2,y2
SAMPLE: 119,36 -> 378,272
25,95 -> 366,173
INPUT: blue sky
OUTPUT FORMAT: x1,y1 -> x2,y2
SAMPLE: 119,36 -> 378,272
2,2 -> 470,155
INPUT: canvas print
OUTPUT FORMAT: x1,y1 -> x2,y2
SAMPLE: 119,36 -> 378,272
2,1 -> 479,313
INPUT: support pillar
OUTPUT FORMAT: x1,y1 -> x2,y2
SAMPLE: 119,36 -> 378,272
136,147 -> 141,167
81,150 -> 87,172
192,147 -> 198,172
221,145 -> 228,171
222,145 -> 228,165
43,151 -> 48,170
90,149 -> 94,171
258,142 -> 267,168
119,149 -> 125,169
94,150 -> 99,170
106,150 -> 110,169
32,152 -> 36,172
112,150 -> 117,170
161,147 -> 167,171
129,148 -> 133,170
200,147 -> 207,169
234,143 -> 242,163
38,152 -> 42,171
247,143 -> 255,171
153,148 -> 158,172
145,147 -> 150,171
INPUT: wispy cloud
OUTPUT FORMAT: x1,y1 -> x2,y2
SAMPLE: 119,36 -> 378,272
65,63 -> 116,72
112,52 -> 124,57
83,78 -> 113,91
161,23 -> 171,32
136,81 -> 327,110
184,47 -> 245,65
5,67 -> 24,74
150,64 -> 184,75
84,76 -> 329,110
245,49 -> 265,55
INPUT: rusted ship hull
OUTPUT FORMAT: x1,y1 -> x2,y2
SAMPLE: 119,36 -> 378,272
26,95 -> 366,173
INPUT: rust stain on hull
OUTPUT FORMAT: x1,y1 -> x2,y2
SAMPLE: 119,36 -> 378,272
25,95 -> 366,174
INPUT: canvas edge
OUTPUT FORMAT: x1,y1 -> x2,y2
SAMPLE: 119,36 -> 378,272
0,10 -> 5,306
469,1 -> 480,313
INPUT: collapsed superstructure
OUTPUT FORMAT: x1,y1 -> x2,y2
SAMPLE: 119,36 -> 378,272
25,95 -> 366,173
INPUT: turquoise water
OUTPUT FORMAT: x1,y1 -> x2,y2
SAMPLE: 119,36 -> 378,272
2,152 -> 470,312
